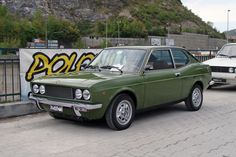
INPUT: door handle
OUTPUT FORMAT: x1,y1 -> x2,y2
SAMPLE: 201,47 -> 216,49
175,72 -> 181,77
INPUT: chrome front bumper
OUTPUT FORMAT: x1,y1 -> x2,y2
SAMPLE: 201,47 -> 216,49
212,72 -> 236,84
28,93 -> 102,116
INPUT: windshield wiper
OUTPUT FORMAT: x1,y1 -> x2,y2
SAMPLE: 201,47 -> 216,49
229,55 -> 236,58
218,54 -> 229,57
85,65 -> 101,71
100,65 -> 123,74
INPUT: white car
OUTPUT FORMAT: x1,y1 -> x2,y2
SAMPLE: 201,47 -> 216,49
204,43 -> 236,86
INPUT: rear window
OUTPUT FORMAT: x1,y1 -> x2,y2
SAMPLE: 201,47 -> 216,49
171,49 -> 190,68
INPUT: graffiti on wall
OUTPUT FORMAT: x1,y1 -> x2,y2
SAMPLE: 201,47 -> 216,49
25,52 -> 96,82
19,49 -> 102,99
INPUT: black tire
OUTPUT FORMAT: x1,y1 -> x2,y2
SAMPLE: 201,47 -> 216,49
105,94 -> 135,130
185,84 -> 203,111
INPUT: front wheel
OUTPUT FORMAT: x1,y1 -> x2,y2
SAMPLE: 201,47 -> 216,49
185,84 -> 203,111
105,94 -> 135,130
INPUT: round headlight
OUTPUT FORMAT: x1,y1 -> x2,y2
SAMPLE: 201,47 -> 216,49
229,67 -> 234,73
75,89 -> 82,99
33,84 -> 39,94
83,90 -> 91,100
39,85 -> 45,94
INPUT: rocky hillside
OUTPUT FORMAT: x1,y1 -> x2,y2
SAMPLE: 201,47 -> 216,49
0,0 -> 224,38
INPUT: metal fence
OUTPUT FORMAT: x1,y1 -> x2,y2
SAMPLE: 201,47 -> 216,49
0,56 -> 21,102
188,49 -> 218,62
194,55 -> 215,62
0,48 -> 19,55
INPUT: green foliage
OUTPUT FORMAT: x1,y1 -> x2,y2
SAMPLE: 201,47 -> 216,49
94,21 -> 106,36
95,17 -> 148,38
149,26 -> 167,36
77,20 -> 93,36
100,39 -> 112,48
0,0 -> 225,48
0,6 -> 80,48
48,15 -> 80,43
72,38 -> 86,49
0,38 -> 21,48
0,6 -> 21,47
129,0 -> 223,38
0,6 -> 7,16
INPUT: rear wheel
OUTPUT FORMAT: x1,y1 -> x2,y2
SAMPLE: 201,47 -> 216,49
105,94 -> 135,130
185,84 -> 203,111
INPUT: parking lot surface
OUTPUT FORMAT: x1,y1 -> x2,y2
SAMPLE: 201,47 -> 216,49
0,85 -> 236,157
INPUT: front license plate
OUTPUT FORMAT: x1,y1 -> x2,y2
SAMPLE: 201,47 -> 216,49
50,105 -> 63,112
212,78 -> 226,83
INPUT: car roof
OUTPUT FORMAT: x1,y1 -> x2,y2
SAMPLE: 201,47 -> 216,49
105,46 -> 184,51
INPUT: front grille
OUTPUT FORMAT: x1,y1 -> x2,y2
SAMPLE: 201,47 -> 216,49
211,66 -> 230,73
45,85 -> 73,99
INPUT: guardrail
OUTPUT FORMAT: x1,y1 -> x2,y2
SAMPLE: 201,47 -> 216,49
0,56 -> 21,102
188,49 -> 218,62
194,55 -> 215,62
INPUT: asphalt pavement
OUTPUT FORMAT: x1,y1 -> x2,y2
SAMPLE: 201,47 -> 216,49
0,85 -> 236,157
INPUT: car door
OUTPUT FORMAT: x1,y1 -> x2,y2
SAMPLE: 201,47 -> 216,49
170,48 -> 192,99
143,49 -> 182,108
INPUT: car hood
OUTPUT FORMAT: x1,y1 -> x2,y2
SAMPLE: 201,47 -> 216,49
32,71 -> 129,88
203,57 -> 236,67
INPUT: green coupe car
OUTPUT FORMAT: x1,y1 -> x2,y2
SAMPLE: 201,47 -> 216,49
29,46 -> 212,130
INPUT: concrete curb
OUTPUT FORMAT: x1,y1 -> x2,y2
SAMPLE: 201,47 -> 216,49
0,101 -> 42,119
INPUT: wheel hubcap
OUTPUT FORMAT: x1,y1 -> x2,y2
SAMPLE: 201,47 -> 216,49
192,88 -> 202,107
116,100 -> 132,125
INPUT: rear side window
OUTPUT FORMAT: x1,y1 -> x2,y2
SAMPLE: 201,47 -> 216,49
171,49 -> 190,68
147,50 -> 174,70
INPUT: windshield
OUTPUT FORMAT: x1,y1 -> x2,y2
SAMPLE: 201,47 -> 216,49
217,44 -> 236,57
87,48 -> 146,73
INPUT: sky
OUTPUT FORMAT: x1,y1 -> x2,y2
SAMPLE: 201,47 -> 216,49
181,0 -> 236,32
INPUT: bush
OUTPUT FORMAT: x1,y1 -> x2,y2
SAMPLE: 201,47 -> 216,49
95,17 -> 148,38
0,6 -> 80,48
0,38 -> 21,48
72,38 -> 86,49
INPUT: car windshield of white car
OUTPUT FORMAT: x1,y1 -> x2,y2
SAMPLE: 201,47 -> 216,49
218,45 -> 236,57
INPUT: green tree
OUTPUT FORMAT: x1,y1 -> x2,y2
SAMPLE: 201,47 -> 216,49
72,38 -> 86,49
0,38 -> 21,48
95,17 -> 148,38
0,6 -> 21,47
0,6 -> 7,16
46,15 -> 80,44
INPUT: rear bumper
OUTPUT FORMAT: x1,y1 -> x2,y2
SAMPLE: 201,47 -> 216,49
28,93 -> 102,117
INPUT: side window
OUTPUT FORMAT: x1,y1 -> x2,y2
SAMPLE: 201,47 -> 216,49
146,50 -> 174,70
171,49 -> 190,68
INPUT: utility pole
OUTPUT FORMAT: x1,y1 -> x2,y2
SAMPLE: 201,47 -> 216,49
45,15 -> 48,48
105,0 -> 108,48
117,21 -> 120,46
106,19 -> 108,48
227,9 -> 230,43
45,1 -> 49,48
